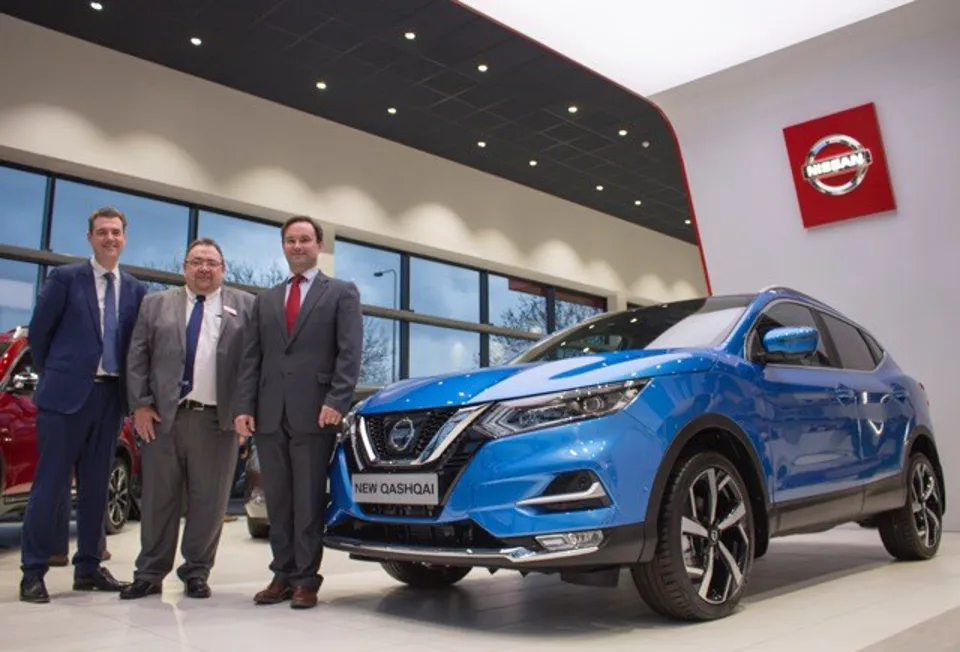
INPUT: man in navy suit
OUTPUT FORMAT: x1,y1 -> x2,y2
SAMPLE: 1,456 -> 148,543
19,206 -> 147,603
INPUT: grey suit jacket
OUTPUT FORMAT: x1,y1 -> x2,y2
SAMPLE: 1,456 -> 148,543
236,272 -> 363,435
126,286 -> 255,435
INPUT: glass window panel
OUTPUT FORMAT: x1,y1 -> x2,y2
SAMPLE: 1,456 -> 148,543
0,166 -> 47,249
410,325 -> 480,378
198,211 -> 287,288
410,257 -> 479,323
555,288 -> 607,331
489,335 -> 538,367
360,316 -> 399,386
0,258 -> 39,332
489,274 -> 547,335
334,240 -> 401,311
49,180 -> 189,272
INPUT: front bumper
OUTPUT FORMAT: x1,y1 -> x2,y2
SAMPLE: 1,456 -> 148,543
324,522 -> 647,570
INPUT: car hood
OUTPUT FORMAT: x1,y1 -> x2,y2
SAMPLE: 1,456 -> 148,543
360,349 -> 716,414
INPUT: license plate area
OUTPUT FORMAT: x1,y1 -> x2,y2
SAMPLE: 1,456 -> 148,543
351,473 -> 439,506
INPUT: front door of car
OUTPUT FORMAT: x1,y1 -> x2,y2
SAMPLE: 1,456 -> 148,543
747,302 -> 863,504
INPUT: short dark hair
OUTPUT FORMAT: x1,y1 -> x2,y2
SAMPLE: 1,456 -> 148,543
184,237 -> 224,263
88,206 -> 127,234
281,216 -> 323,243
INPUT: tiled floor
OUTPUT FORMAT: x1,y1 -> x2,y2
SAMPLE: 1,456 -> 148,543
1,519 -> 958,651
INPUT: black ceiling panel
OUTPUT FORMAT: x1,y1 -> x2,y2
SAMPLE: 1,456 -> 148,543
0,0 -> 697,243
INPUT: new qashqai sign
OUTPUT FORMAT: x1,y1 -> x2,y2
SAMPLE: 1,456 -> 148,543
783,103 -> 896,228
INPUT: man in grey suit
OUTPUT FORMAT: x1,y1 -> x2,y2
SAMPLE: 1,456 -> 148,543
235,216 -> 362,610
121,238 -> 255,600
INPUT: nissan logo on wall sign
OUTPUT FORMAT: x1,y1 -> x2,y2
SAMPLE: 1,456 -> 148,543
802,134 -> 873,196
783,102 -> 896,229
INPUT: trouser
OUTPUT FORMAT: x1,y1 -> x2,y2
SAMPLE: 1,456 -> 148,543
134,406 -> 238,583
257,414 -> 337,591
21,381 -> 121,578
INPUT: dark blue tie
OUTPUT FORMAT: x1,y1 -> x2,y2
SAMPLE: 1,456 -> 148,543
101,272 -> 119,374
180,294 -> 205,398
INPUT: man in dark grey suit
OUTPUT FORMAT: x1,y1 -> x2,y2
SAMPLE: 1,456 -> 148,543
235,216 -> 362,610
121,238 -> 254,600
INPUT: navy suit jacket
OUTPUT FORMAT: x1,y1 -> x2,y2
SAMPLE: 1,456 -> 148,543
29,261 -> 147,415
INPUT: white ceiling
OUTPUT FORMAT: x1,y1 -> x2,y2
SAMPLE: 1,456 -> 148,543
458,0 -> 915,97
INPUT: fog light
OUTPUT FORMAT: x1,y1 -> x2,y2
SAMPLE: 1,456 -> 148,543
535,529 -> 604,551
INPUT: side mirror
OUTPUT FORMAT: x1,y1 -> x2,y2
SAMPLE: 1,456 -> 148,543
10,371 -> 39,394
758,326 -> 819,363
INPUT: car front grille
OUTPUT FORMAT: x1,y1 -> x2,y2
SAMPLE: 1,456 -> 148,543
327,517 -> 506,549
363,407 -> 459,461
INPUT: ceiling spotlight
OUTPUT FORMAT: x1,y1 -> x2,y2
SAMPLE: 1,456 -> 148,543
477,141 -> 487,148
529,160 -> 538,166
634,200 -> 642,206
387,107 -> 398,115
190,37 -> 203,46
404,31 -> 416,40
685,219 -> 692,225
477,64 -> 489,73
596,185 -> 604,191
641,140 -> 651,148
90,2 -> 103,10
315,81 -> 327,90
618,129 -> 628,137
568,105 -> 579,114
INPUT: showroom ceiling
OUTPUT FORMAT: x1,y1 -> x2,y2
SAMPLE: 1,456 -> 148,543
1,0 -> 697,243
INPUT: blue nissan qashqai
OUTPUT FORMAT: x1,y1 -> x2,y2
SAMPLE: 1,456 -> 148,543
325,286 -> 945,621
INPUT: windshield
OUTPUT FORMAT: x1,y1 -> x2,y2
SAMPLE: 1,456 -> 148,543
513,295 -> 752,364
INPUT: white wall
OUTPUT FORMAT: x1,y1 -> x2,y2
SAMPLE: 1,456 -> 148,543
0,16 -> 706,308
653,0 -> 960,527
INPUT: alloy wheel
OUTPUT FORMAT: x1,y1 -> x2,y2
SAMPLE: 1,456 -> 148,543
680,467 -> 751,605
911,460 -> 942,549
107,461 -> 130,529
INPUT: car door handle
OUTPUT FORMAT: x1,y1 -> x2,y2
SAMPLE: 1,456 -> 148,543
835,386 -> 857,404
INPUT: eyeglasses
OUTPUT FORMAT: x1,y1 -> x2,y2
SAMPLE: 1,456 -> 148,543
185,258 -> 223,269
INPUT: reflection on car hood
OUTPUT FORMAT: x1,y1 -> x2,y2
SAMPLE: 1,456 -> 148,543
360,349 -> 716,414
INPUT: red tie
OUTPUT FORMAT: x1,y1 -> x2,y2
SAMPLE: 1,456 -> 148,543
285,274 -> 304,334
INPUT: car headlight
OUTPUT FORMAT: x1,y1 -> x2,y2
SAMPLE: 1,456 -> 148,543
476,380 -> 647,438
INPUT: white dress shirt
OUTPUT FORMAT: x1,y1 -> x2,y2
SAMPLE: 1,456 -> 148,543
184,287 -> 221,406
283,265 -> 321,307
90,257 -> 120,377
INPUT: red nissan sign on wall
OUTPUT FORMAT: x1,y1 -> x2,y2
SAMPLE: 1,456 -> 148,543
783,102 -> 896,229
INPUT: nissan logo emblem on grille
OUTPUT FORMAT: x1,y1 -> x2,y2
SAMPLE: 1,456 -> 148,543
387,417 -> 417,453
801,134 -> 873,196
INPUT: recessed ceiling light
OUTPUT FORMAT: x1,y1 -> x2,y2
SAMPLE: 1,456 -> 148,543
618,129 -> 628,137
387,107 -> 397,115
634,200 -> 642,206
477,141 -> 487,148
315,81 -> 327,90
190,37 -> 203,46
641,140 -> 651,148
568,105 -> 579,114
404,31 -> 416,40
529,160 -> 538,166
477,64 -> 489,73
90,2 -> 103,10
596,185 -> 604,191
685,219 -> 692,225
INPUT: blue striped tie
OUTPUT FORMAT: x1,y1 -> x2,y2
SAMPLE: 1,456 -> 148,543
101,272 -> 119,374
180,294 -> 205,398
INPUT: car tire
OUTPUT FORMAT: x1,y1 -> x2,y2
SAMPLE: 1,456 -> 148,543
877,452 -> 943,561
381,561 -> 471,588
104,456 -> 131,535
247,519 -> 270,539
753,534 -> 769,560
632,451 -> 754,621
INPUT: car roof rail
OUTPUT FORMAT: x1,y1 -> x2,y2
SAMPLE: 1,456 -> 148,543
758,285 -> 816,300
11,326 -> 28,340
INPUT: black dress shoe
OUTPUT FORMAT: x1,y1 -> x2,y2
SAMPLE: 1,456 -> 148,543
74,566 -> 128,592
119,579 -> 162,600
20,576 -> 50,604
184,578 -> 211,599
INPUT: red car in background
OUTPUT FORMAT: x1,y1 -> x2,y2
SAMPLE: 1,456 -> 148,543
0,327 -> 141,534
